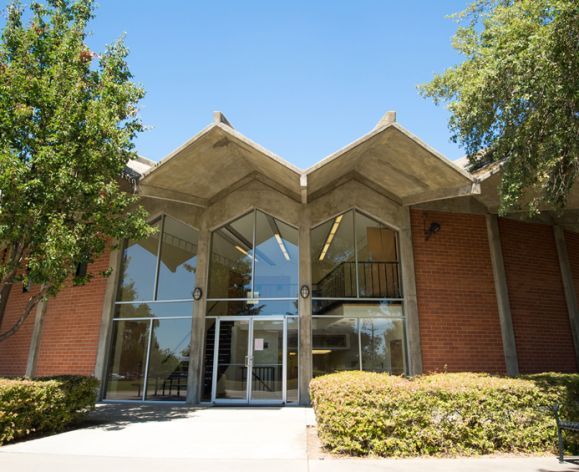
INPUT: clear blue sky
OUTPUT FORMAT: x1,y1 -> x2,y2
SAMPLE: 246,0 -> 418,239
4,1 -> 472,168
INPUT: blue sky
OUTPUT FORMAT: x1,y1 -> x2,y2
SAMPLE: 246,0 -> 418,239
4,1 -> 472,167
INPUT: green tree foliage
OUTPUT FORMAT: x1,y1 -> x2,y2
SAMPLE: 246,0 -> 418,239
420,0 -> 579,215
0,0 -> 152,341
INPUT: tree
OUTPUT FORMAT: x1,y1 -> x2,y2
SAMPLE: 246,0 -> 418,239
0,0 -> 152,342
420,0 -> 578,215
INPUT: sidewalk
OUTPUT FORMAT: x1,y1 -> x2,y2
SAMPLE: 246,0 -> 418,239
0,404 -> 576,472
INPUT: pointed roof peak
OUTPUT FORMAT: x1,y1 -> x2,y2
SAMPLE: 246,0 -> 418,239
213,111 -> 233,128
374,110 -> 396,130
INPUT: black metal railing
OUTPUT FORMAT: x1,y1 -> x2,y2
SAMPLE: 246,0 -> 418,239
313,261 -> 401,299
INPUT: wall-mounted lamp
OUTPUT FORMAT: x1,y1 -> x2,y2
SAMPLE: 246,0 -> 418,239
424,222 -> 441,241
300,285 -> 310,299
193,287 -> 203,301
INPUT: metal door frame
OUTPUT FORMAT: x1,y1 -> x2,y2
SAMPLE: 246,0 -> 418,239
211,316 -> 286,405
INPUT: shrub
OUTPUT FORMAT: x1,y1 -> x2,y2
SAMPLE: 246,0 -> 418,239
0,375 -> 98,445
310,371 -> 574,457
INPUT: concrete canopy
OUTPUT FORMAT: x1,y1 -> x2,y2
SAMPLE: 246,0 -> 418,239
139,111 -> 480,209
304,118 -> 478,205
139,113 -> 303,207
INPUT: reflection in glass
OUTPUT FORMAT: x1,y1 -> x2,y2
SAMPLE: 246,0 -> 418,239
360,318 -> 405,374
208,212 -> 254,299
216,320 -> 249,400
201,319 -> 216,401
156,216 -> 198,300
286,317 -> 299,403
117,220 -> 161,302
311,210 -> 355,298
105,320 -> 150,400
312,317 -> 359,377
254,211 -> 299,298
145,318 -> 192,400
312,299 -> 403,317
355,213 -> 399,298
251,319 -> 283,401
206,299 -> 298,318
114,302 -> 194,319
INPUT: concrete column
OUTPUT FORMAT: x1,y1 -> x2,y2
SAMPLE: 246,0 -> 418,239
298,205 -> 313,405
553,225 -> 579,368
486,214 -> 519,376
94,246 -> 122,399
25,298 -> 48,378
187,222 -> 210,404
399,207 -> 423,376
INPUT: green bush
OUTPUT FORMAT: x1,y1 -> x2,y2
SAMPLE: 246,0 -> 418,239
0,375 -> 99,445
310,371 -> 578,457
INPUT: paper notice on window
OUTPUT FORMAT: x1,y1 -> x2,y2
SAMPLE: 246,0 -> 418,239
254,338 -> 264,351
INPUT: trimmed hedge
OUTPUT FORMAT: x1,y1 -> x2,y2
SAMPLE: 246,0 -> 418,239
310,371 -> 579,457
0,375 -> 99,445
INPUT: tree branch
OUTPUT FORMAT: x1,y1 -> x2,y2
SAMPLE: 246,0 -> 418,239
0,284 -> 51,342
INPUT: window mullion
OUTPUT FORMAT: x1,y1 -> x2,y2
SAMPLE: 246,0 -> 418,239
153,215 -> 165,301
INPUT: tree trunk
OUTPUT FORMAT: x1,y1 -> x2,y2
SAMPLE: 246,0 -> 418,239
0,283 -> 13,331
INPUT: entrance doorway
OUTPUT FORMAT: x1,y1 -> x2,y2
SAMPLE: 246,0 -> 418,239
210,317 -> 296,405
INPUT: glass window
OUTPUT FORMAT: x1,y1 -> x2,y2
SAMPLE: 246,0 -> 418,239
145,318 -> 191,401
116,216 -> 199,302
117,220 -> 161,302
311,211 -> 355,298
360,318 -> 405,374
286,317 -> 299,403
114,302 -> 194,319
312,317 -> 359,377
206,299 -> 298,317
312,299 -> 403,317
254,211 -> 299,298
355,213 -> 400,298
311,210 -> 401,299
208,212 -> 254,299
201,318 -> 216,402
105,320 -> 150,400
156,216 -> 199,300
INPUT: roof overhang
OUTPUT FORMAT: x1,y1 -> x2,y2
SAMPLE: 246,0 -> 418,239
139,118 -> 303,206
304,121 -> 478,204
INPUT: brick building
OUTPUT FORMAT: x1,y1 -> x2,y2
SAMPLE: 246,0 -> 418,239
1,111 -> 577,405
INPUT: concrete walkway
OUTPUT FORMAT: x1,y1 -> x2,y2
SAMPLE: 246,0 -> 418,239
0,404 -> 576,472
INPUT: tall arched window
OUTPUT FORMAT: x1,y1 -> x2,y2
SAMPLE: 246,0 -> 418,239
105,215 -> 199,402
310,209 -> 406,377
202,209 -> 299,404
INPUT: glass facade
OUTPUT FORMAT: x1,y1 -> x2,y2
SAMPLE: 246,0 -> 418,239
105,207 -> 407,403
203,210 -> 300,404
105,215 -> 198,401
311,210 -> 406,377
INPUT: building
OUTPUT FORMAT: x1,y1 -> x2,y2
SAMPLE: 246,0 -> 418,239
0,111 -> 578,405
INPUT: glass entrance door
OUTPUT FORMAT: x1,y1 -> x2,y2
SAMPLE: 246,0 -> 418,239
212,317 -> 286,405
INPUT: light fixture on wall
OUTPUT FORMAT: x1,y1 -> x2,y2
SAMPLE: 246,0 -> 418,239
300,285 -> 310,299
424,222 -> 441,241
193,287 -> 203,301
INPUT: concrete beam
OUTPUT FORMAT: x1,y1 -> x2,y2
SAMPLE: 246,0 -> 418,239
187,223 -> 210,404
25,298 -> 48,378
298,206 -> 313,405
402,182 -> 481,206
139,184 -> 209,208
553,225 -> 579,368
94,246 -> 123,399
399,207 -> 423,375
486,214 -> 519,376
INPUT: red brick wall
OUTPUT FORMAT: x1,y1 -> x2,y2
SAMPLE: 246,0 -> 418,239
0,286 -> 40,376
499,219 -> 576,373
565,230 -> 579,310
34,248 -> 111,376
411,210 -> 506,374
